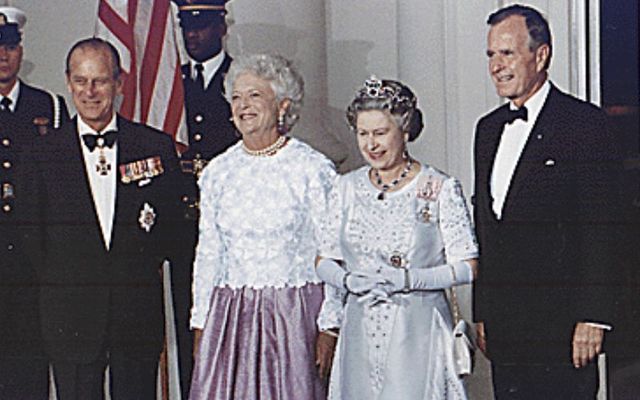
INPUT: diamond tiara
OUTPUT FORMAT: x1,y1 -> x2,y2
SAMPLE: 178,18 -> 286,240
356,76 -> 416,110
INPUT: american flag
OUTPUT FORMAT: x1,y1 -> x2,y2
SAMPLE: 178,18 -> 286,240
95,0 -> 188,148
95,3 -> 186,398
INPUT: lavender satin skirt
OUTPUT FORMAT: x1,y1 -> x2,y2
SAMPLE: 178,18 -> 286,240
189,283 -> 327,400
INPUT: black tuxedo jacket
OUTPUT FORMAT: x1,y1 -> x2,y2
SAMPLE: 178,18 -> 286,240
0,82 -> 69,357
473,84 -> 621,363
24,116 -> 183,364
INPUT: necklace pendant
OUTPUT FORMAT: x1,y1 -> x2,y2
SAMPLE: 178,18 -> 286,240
377,192 -> 385,200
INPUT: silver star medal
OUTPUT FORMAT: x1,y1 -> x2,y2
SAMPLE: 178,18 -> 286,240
138,202 -> 156,232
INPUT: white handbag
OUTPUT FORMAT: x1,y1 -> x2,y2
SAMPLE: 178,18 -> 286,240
451,318 -> 475,377
449,266 -> 476,378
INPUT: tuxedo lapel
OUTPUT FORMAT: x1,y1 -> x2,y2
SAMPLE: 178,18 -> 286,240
109,117 -> 151,252
64,120 -> 109,252
480,104 -> 510,220
501,86 -> 560,209
110,117 -> 133,252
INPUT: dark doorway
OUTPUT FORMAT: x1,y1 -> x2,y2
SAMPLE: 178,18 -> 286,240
601,3 -> 640,399
601,2 -> 639,155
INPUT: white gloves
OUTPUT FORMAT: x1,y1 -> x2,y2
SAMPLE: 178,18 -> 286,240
316,258 -> 385,295
378,260 -> 474,294
345,271 -> 387,294
317,258 -> 474,301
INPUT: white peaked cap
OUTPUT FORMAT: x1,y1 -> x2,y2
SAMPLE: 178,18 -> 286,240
0,6 -> 26,30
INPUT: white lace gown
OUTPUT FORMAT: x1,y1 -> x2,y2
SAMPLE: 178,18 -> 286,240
320,163 -> 478,400
189,138 -> 337,400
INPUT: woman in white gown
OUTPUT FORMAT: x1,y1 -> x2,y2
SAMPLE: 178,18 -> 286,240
189,54 -> 339,400
316,77 -> 479,400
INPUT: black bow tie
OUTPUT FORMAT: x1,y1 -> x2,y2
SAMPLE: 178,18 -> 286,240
82,131 -> 118,152
504,106 -> 528,125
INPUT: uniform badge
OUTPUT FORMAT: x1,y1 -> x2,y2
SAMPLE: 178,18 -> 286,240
2,183 -> 14,199
33,117 -> 50,136
120,156 -> 164,184
138,202 -> 156,232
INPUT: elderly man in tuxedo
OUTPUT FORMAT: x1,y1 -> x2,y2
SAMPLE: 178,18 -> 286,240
472,4 -> 620,399
24,38 -> 183,400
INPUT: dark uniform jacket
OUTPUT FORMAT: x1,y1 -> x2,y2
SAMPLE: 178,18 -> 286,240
176,54 -> 238,268
1,81 -> 69,357
23,116 -> 182,364
473,84 -> 621,363
180,54 -> 238,164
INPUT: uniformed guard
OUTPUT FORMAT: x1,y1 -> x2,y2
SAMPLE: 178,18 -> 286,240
171,0 -> 238,397
0,6 -> 70,399
176,0 -> 237,175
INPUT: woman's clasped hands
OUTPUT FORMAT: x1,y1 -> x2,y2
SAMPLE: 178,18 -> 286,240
348,266 -> 407,307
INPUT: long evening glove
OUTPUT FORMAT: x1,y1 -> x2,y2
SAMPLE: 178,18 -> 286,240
316,258 -> 386,295
378,260 -> 474,294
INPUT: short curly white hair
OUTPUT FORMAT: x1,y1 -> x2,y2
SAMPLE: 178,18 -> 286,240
224,53 -> 304,132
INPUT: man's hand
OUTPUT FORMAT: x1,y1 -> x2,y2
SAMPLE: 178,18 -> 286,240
476,321 -> 488,357
571,322 -> 604,368
315,331 -> 338,379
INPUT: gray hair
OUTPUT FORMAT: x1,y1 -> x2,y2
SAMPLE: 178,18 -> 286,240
224,53 -> 304,132
346,78 -> 424,142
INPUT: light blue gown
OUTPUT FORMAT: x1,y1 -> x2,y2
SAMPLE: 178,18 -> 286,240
319,164 -> 478,400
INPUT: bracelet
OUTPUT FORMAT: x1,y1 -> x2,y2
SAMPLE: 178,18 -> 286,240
343,271 -> 352,293
403,268 -> 411,293
321,329 -> 339,338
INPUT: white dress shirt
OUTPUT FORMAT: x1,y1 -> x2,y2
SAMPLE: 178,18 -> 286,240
188,52 -> 224,90
490,80 -> 551,219
78,114 -> 118,250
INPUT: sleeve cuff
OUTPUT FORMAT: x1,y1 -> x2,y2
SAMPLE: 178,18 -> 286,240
585,321 -> 612,331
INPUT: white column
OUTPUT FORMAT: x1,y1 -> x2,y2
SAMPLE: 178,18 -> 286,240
226,0 -> 350,167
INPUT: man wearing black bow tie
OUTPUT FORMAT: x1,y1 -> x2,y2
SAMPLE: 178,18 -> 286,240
23,37 -> 183,399
472,4 -> 620,398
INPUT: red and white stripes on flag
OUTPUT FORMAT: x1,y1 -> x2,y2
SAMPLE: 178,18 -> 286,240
95,0 -> 188,147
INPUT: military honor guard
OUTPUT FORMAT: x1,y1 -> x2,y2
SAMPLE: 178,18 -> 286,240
23,37 -> 183,399
0,6 -> 69,399
172,0 -> 239,396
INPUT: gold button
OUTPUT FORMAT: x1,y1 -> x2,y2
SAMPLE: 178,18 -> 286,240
194,134 -> 202,141
3,204 -> 11,212
194,114 -> 203,123
2,161 -> 11,169
2,138 -> 9,147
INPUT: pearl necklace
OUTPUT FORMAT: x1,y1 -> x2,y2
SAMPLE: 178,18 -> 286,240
243,135 -> 288,157
374,158 -> 413,200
